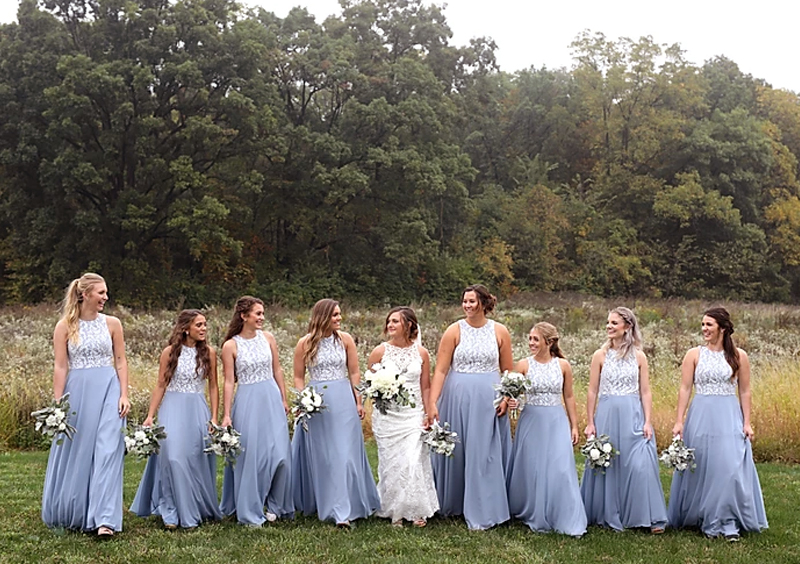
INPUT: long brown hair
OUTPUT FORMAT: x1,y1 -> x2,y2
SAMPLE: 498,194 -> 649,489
462,284 -> 497,315
223,296 -> 264,343
383,306 -> 419,343
533,322 -> 565,359
60,273 -> 105,344
704,307 -> 740,380
163,309 -> 211,385
303,299 -> 340,367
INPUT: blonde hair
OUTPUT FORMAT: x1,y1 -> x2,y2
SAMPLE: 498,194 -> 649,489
532,322 -> 565,359
60,273 -> 106,344
303,299 -> 340,367
602,306 -> 642,359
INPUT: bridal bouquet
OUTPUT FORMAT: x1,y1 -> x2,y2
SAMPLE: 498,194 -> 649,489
359,360 -> 415,415
421,420 -> 460,457
493,370 -> 531,419
581,434 -> 619,473
660,436 -> 696,472
31,393 -> 77,445
124,421 -> 167,458
204,422 -> 243,467
291,385 -> 326,432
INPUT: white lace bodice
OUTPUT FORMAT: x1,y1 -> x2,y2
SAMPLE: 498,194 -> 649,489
694,347 -> 737,396
233,333 -> 273,385
451,320 -> 499,373
382,343 -> 423,404
525,357 -> 563,407
308,335 -> 348,382
598,348 -> 640,396
67,314 -> 114,369
166,346 -> 205,393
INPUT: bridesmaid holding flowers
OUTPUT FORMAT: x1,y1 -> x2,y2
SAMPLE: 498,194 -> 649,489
580,307 -> 667,532
506,322 -> 586,536
219,296 -> 294,526
130,309 -> 222,529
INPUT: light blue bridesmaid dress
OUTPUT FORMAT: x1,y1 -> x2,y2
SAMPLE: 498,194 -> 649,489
667,347 -> 767,537
41,314 -> 126,532
291,334 -> 379,524
580,348 -> 668,530
130,345 -> 222,527
220,332 -> 294,525
432,319 -> 512,530
506,357 -> 586,536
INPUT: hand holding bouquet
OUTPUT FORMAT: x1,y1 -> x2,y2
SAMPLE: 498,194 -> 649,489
32,393 -> 77,445
581,434 -> 618,473
493,370 -> 531,419
124,421 -> 167,458
291,385 -> 326,432
421,420 -> 460,457
204,422 -> 243,467
660,436 -> 696,472
359,360 -> 415,415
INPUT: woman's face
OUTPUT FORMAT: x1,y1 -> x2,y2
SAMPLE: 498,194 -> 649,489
606,312 -> 627,340
528,328 -> 544,355
242,303 -> 265,330
330,305 -> 342,331
462,291 -> 483,318
83,283 -> 108,312
386,312 -> 406,340
187,314 -> 207,343
701,315 -> 721,343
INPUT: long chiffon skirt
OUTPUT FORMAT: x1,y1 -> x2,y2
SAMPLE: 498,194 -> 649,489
580,395 -> 668,530
432,370 -> 512,530
130,391 -> 221,527
668,395 -> 768,536
41,366 -> 126,531
220,379 -> 294,525
372,401 -> 439,522
507,405 -> 587,536
292,379 -> 379,523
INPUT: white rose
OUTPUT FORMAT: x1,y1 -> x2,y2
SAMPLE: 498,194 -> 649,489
602,443 -> 613,453
142,438 -> 150,444
604,461 -> 611,467
590,448 -> 601,460
46,414 -> 58,427
58,423 -> 66,431
134,430 -> 147,440
312,395 -> 322,407
221,433 -> 232,443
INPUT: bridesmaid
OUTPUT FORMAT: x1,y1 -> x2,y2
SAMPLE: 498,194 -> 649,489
219,296 -> 294,526
291,299 -> 379,527
428,284 -> 513,530
669,307 -> 768,540
368,307 -> 439,527
580,307 -> 668,532
130,309 -> 222,529
506,322 -> 586,536
42,273 -> 130,537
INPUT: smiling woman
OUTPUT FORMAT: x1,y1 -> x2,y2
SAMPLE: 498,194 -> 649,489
41,273 -> 130,537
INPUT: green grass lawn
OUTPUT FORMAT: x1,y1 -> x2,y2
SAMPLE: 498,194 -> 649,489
0,445 -> 797,564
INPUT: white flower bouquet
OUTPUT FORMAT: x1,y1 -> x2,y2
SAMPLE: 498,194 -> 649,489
291,385 -> 326,432
204,422 -> 243,467
421,420 -> 460,457
31,393 -> 77,445
660,436 -> 696,472
359,360 -> 415,415
580,434 -> 619,473
124,422 -> 167,458
493,370 -> 531,419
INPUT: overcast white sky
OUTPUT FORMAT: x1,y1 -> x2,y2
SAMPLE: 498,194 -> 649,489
1,0 -> 798,93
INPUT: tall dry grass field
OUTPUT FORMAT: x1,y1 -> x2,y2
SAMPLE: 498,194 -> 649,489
2,294 -> 799,461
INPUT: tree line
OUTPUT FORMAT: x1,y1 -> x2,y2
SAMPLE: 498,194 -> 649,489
2,0 -> 800,307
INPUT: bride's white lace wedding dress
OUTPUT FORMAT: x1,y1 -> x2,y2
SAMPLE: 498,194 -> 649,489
372,343 -> 439,523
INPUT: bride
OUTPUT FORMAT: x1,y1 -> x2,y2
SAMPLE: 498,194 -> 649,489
368,306 -> 439,527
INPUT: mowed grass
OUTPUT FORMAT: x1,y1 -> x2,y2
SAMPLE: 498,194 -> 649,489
0,446 -> 797,564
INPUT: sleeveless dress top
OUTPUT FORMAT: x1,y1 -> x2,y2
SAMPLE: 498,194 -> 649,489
694,347 -> 737,395
452,320 -> 498,373
67,315 -> 114,369
598,348 -> 639,396
525,357 -> 562,407
166,346 -> 205,394
381,342 -> 423,404
308,335 -> 348,382
233,333 -> 274,384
